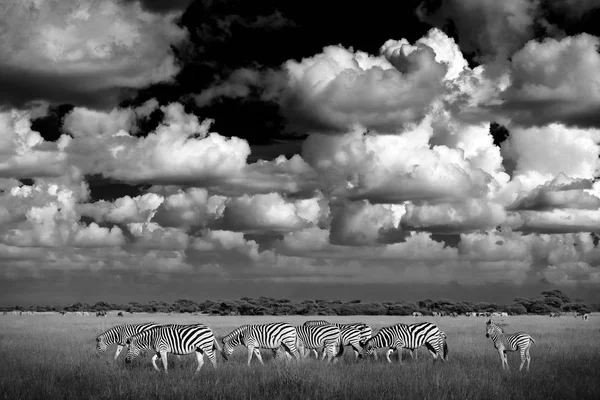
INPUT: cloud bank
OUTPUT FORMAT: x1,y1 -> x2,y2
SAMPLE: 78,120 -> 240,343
2,4 -> 600,297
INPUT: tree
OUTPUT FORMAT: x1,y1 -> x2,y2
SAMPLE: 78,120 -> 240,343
541,290 -> 571,304
507,304 -> 527,315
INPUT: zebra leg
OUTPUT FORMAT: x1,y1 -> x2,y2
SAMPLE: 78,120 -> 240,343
385,348 -> 394,364
525,347 -> 531,371
281,338 -> 300,361
247,346 -> 255,366
195,351 -> 205,373
151,354 -> 161,371
325,344 -> 336,364
160,351 -> 169,373
519,348 -> 527,372
114,345 -> 124,361
206,348 -> 218,369
372,350 -> 378,361
253,348 -> 265,365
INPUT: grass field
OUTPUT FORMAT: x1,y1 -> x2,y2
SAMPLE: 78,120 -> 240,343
1,314 -> 599,400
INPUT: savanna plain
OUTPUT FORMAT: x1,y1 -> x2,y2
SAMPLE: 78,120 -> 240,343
1,314 -> 599,400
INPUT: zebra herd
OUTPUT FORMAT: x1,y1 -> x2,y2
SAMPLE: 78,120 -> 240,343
96,319 -> 456,373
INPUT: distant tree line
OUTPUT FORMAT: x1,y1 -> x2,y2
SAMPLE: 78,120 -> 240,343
2,290 -> 596,316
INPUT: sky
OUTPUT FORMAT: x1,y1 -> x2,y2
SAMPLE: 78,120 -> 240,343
2,0 -> 600,306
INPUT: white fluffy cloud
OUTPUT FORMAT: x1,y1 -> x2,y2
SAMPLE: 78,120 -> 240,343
302,125 -> 492,203
0,0 -> 187,107
273,32 -> 448,133
497,34 -> 600,127
0,109 -> 69,178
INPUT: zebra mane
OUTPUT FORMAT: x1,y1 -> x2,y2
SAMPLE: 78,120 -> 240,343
222,325 -> 250,342
486,319 -> 504,333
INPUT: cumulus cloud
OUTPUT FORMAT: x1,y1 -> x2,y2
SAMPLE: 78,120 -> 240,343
508,174 -> 600,211
79,193 -> 163,224
0,0 -> 187,108
495,34 -> 600,127
0,109 -> 69,178
218,192 -> 326,233
401,199 -> 506,234
302,125 -> 492,203
279,36 -> 449,133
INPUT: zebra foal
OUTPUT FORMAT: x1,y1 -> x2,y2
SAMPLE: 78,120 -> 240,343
295,325 -> 341,363
221,322 -> 300,366
96,322 -> 159,360
485,319 -> 535,372
125,324 -> 218,373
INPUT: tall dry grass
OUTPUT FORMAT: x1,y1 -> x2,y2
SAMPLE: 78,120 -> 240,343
0,314 -> 598,400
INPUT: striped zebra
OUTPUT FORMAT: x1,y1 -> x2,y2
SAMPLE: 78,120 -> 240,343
125,324 -> 218,373
20,311 -> 34,315
583,313 -> 589,321
96,322 -> 160,360
221,322 -> 300,366
326,326 -> 363,360
360,322 -> 448,363
303,320 -> 374,359
485,319 -> 535,371
295,325 -> 341,363
412,312 -> 423,317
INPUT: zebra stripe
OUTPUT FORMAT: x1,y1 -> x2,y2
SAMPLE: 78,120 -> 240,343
295,325 -> 341,363
360,322 -> 448,363
485,319 -> 534,371
125,324 -> 218,373
221,322 -> 300,366
96,322 -> 160,360
331,326 -> 363,360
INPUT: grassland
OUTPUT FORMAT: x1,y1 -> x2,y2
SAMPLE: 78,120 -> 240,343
0,314 -> 598,400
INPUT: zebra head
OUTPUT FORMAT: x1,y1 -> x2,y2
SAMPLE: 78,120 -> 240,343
221,337 -> 238,361
124,337 -> 142,364
95,334 -> 108,356
221,326 -> 247,361
359,338 -> 375,357
485,320 -> 501,338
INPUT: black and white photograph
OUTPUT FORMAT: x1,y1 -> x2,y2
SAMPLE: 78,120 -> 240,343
1,0 -> 599,399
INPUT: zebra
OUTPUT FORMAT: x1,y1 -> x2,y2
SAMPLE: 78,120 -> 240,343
295,325 -> 341,363
96,322 -> 160,360
221,322 -> 300,366
118,312 -> 124,317
360,322 -> 448,364
485,319 -> 535,372
125,324 -> 219,373
303,321 -> 374,359
20,311 -> 34,315
432,312 -> 441,317
583,313 -> 589,321
412,312 -> 423,317
96,311 -> 107,317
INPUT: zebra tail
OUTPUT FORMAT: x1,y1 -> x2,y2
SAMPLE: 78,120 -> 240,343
529,336 -> 536,344
443,341 -> 449,360
213,337 -> 222,352
336,343 -> 345,358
